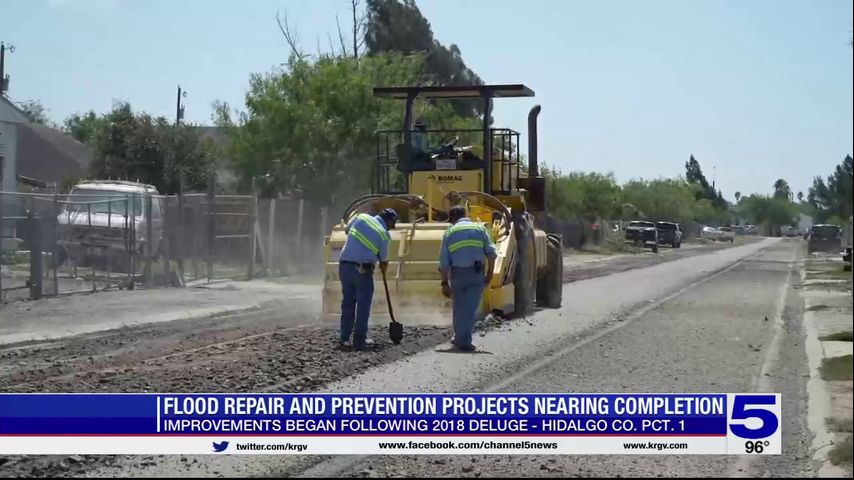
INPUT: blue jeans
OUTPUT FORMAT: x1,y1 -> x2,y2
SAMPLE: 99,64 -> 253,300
450,266 -> 485,349
339,262 -> 374,346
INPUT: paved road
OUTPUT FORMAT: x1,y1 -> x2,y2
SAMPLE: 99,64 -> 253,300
287,237 -> 811,478
320,238 -> 809,478
563,239 -> 754,283
8,236 -> 815,478
0,237 -> 749,345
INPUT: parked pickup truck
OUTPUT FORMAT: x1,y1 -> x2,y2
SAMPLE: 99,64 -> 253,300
655,222 -> 683,248
625,221 -> 659,253
807,224 -> 842,254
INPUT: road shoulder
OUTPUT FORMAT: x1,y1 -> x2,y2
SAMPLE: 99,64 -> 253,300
800,253 -> 853,477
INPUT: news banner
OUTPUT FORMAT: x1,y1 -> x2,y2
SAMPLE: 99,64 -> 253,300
0,393 -> 780,455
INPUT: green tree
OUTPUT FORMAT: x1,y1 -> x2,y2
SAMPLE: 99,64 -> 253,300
808,155 -> 853,223
543,168 -> 621,222
622,178 -> 723,224
89,102 -> 213,194
735,191 -> 741,203
773,178 -> 791,200
684,154 -> 727,210
19,100 -> 50,124
365,0 -> 485,119
736,194 -> 798,235
63,110 -> 106,145
215,53 -> 479,204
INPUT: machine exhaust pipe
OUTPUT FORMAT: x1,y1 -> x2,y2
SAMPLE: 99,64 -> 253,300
527,105 -> 541,178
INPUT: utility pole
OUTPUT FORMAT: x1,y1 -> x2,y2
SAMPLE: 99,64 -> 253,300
175,85 -> 187,192
1,42 -> 15,95
175,85 -> 188,283
176,85 -> 186,125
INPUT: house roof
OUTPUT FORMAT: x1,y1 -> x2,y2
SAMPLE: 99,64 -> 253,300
16,122 -> 93,185
0,95 -> 29,123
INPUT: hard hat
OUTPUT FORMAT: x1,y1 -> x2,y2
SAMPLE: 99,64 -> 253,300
381,208 -> 399,222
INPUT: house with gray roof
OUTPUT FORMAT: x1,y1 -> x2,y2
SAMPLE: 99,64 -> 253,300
1,95 -> 92,192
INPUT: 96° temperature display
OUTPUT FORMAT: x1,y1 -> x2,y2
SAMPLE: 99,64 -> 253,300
727,394 -> 781,455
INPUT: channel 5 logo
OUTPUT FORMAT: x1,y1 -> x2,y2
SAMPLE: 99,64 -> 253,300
727,394 -> 779,439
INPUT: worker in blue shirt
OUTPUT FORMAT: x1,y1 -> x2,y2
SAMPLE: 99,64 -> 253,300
439,205 -> 497,351
339,208 -> 398,350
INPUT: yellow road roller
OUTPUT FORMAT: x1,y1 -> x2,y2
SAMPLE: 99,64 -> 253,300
322,84 -> 563,323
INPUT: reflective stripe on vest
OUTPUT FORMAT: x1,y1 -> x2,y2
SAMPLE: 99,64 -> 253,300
446,221 -> 487,254
347,214 -> 388,255
445,222 -> 486,237
448,238 -> 484,253
358,214 -> 390,241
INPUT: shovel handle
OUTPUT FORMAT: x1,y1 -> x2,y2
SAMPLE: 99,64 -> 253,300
381,267 -> 397,324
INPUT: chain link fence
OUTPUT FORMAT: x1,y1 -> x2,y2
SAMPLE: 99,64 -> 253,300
256,197 -> 334,277
1,189 -> 259,303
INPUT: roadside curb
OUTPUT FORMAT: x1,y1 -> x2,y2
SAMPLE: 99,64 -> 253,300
800,263 -> 852,477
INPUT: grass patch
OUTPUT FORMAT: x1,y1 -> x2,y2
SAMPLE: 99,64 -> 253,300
828,434 -> 853,466
820,355 -> 854,381
805,281 -> 853,292
827,417 -> 854,433
597,237 -> 642,254
820,331 -> 854,342
808,269 -> 854,280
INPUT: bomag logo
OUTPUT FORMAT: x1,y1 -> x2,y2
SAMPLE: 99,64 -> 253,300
427,174 -> 464,183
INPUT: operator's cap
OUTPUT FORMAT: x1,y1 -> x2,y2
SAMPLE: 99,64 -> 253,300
381,208 -> 399,222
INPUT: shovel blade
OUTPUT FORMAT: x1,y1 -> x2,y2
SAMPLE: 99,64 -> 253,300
389,321 -> 403,344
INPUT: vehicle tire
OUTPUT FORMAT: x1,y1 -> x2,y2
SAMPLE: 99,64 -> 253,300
651,242 -> 659,253
672,240 -> 678,248
536,233 -> 563,308
513,212 -> 536,316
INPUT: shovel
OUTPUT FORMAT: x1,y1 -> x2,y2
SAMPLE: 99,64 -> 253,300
381,266 -> 403,344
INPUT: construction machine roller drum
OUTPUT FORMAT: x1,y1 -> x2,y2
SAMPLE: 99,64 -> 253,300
322,83 -> 564,324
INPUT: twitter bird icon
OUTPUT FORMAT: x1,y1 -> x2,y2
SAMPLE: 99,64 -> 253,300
212,441 -> 229,453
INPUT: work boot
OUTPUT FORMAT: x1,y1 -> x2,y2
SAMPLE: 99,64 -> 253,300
353,337 -> 374,351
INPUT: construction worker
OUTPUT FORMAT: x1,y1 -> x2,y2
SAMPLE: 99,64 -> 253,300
339,208 -> 398,350
439,205 -> 497,351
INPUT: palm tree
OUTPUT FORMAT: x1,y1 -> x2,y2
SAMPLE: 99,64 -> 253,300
773,179 -> 791,200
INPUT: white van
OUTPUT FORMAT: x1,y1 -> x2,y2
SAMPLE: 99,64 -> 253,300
56,181 -> 165,266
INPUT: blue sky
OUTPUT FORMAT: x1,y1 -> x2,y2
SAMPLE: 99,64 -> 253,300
2,0 -> 851,199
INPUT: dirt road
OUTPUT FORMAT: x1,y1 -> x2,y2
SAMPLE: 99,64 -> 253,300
1,237 -> 804,478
